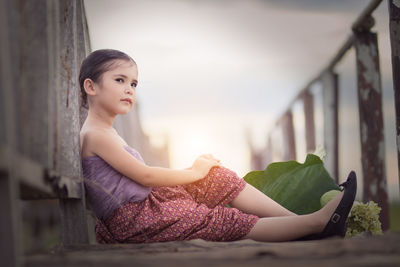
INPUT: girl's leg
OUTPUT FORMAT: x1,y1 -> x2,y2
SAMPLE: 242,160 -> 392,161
228,183 -> 297,218
182,166 -> 251,209
242,191 -> 344,242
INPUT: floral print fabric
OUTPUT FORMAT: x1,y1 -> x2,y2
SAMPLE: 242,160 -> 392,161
95,166 -> 259,243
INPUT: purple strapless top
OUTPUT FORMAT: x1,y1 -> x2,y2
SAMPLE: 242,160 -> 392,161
81,145 -> 152,221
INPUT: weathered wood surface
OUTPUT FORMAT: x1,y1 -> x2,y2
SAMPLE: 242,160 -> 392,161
55,0 -> 89,246
0,170 -> 21,267
302,90 -> 316,153
1,1 -> 21,267
354,30 -> 389,231
1,1 -> 91,265
280,111 -> 296,161
388,0 -> 400,194
321,71 -> 339,182
25,232 -> 400,267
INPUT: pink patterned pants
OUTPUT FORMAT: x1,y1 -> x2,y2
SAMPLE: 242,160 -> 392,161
95,166 -> 259,243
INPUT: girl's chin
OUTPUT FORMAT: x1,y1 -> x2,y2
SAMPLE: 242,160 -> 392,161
118,106 -> 134,114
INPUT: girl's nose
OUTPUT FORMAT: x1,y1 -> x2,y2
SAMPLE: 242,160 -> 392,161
125,87 -> 134,94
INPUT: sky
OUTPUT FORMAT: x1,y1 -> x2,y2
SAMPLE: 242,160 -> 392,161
84,0 -> 399,200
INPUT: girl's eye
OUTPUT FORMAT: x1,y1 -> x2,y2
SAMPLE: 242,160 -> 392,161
131,83 -> 137,88
116,78 -> 124,83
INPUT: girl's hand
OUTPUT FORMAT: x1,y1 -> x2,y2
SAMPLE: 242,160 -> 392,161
191,154 -> 221,179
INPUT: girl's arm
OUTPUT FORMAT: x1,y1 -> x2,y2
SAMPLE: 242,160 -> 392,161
83,130 -> 220,187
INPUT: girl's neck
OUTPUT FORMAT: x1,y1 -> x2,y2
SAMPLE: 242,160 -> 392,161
86,108 -> 115,129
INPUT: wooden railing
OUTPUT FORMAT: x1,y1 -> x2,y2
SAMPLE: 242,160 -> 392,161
0,1 -> 172,266
0,1 -> 90,266
257,0 -> 400,231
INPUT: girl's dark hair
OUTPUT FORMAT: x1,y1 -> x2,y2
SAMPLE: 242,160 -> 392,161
79,49 -> 136,108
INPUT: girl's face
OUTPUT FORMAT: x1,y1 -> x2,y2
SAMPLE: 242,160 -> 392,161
93,59 -> 138,115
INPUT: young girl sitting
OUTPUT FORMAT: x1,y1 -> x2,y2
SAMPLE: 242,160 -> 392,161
79,49 -> 357,243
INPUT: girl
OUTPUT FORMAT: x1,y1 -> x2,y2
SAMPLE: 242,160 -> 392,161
79,49 -> 357,243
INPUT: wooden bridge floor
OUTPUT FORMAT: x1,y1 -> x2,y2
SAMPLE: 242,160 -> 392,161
25,232 -> 400,267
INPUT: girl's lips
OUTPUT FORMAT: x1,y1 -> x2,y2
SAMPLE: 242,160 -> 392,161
121,98 -> 132,104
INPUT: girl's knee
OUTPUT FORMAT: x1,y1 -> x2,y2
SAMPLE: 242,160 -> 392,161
207,166 -> 238,179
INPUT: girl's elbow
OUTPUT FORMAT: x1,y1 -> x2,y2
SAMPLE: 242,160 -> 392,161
139,169 -> 157,187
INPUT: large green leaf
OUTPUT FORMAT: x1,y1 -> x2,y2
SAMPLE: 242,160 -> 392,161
244,154 -> 340,215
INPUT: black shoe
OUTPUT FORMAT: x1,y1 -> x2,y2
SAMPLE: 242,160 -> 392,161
295,171 -> 357,241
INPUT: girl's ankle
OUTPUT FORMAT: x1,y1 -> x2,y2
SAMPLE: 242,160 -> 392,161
318,191 -> 344,232
314,210 -> 329,233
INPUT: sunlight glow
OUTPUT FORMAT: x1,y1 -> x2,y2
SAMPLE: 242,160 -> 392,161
141,112 -> 271,177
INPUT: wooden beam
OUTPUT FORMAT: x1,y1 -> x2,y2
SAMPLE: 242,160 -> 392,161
1,0 -> 22,264
302,90 -> 316,153
321,72 -> 339,182
388,0 -> 400,196
56,0 -> 89,245
280,111 -> 296,161
265,135 -> 273,167
354,29 -> 389,231
282,1 -> 383,116
352,0 -> 382,31
0,170 -> 21,267
0,146 -> 83,199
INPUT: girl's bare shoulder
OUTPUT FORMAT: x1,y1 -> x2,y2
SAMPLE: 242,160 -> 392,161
80,126 -> 124,158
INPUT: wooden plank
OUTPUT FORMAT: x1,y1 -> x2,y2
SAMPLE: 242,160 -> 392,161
352,0 -> 382,31
1,0 -> 21,265
354,30 -> 389,230
280,111 -> 296,161
302,90 -> 316,153
0,169 -> 21,267
23,234 -> 400,267
0,147 -> 51,196
0,146 -> 83,199
57,0 -> 82,178
76,0 -> 90,128
16,156 -> 51,196
321,71 -> 339,183
388,0 -> 400,194
74,13 -> 94,247
46,0 -> 60,174
56,0 -> 88,245
17,0 -> 50,166
10,0 -> 84,200
265,135 -> 273,167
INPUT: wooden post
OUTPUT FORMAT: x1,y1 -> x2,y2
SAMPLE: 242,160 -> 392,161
281,111 -> 296,161
1,0 -> 91,260
321,72 -> 339,182
265,135 -> 273,166
302,90 -> 316,153
388,0 -> 400,194
1,0 -> 22,265
354,29 -> 390,230
0,168 -> 21,267
56,0 -> 89,245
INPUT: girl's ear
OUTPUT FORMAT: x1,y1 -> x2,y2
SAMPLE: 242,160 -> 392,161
83,78 -> 97,96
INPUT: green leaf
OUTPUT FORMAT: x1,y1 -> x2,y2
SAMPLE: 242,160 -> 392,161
244,154 -> 340,215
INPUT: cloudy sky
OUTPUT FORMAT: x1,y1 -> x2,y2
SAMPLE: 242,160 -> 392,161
84,0 -> 398,200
